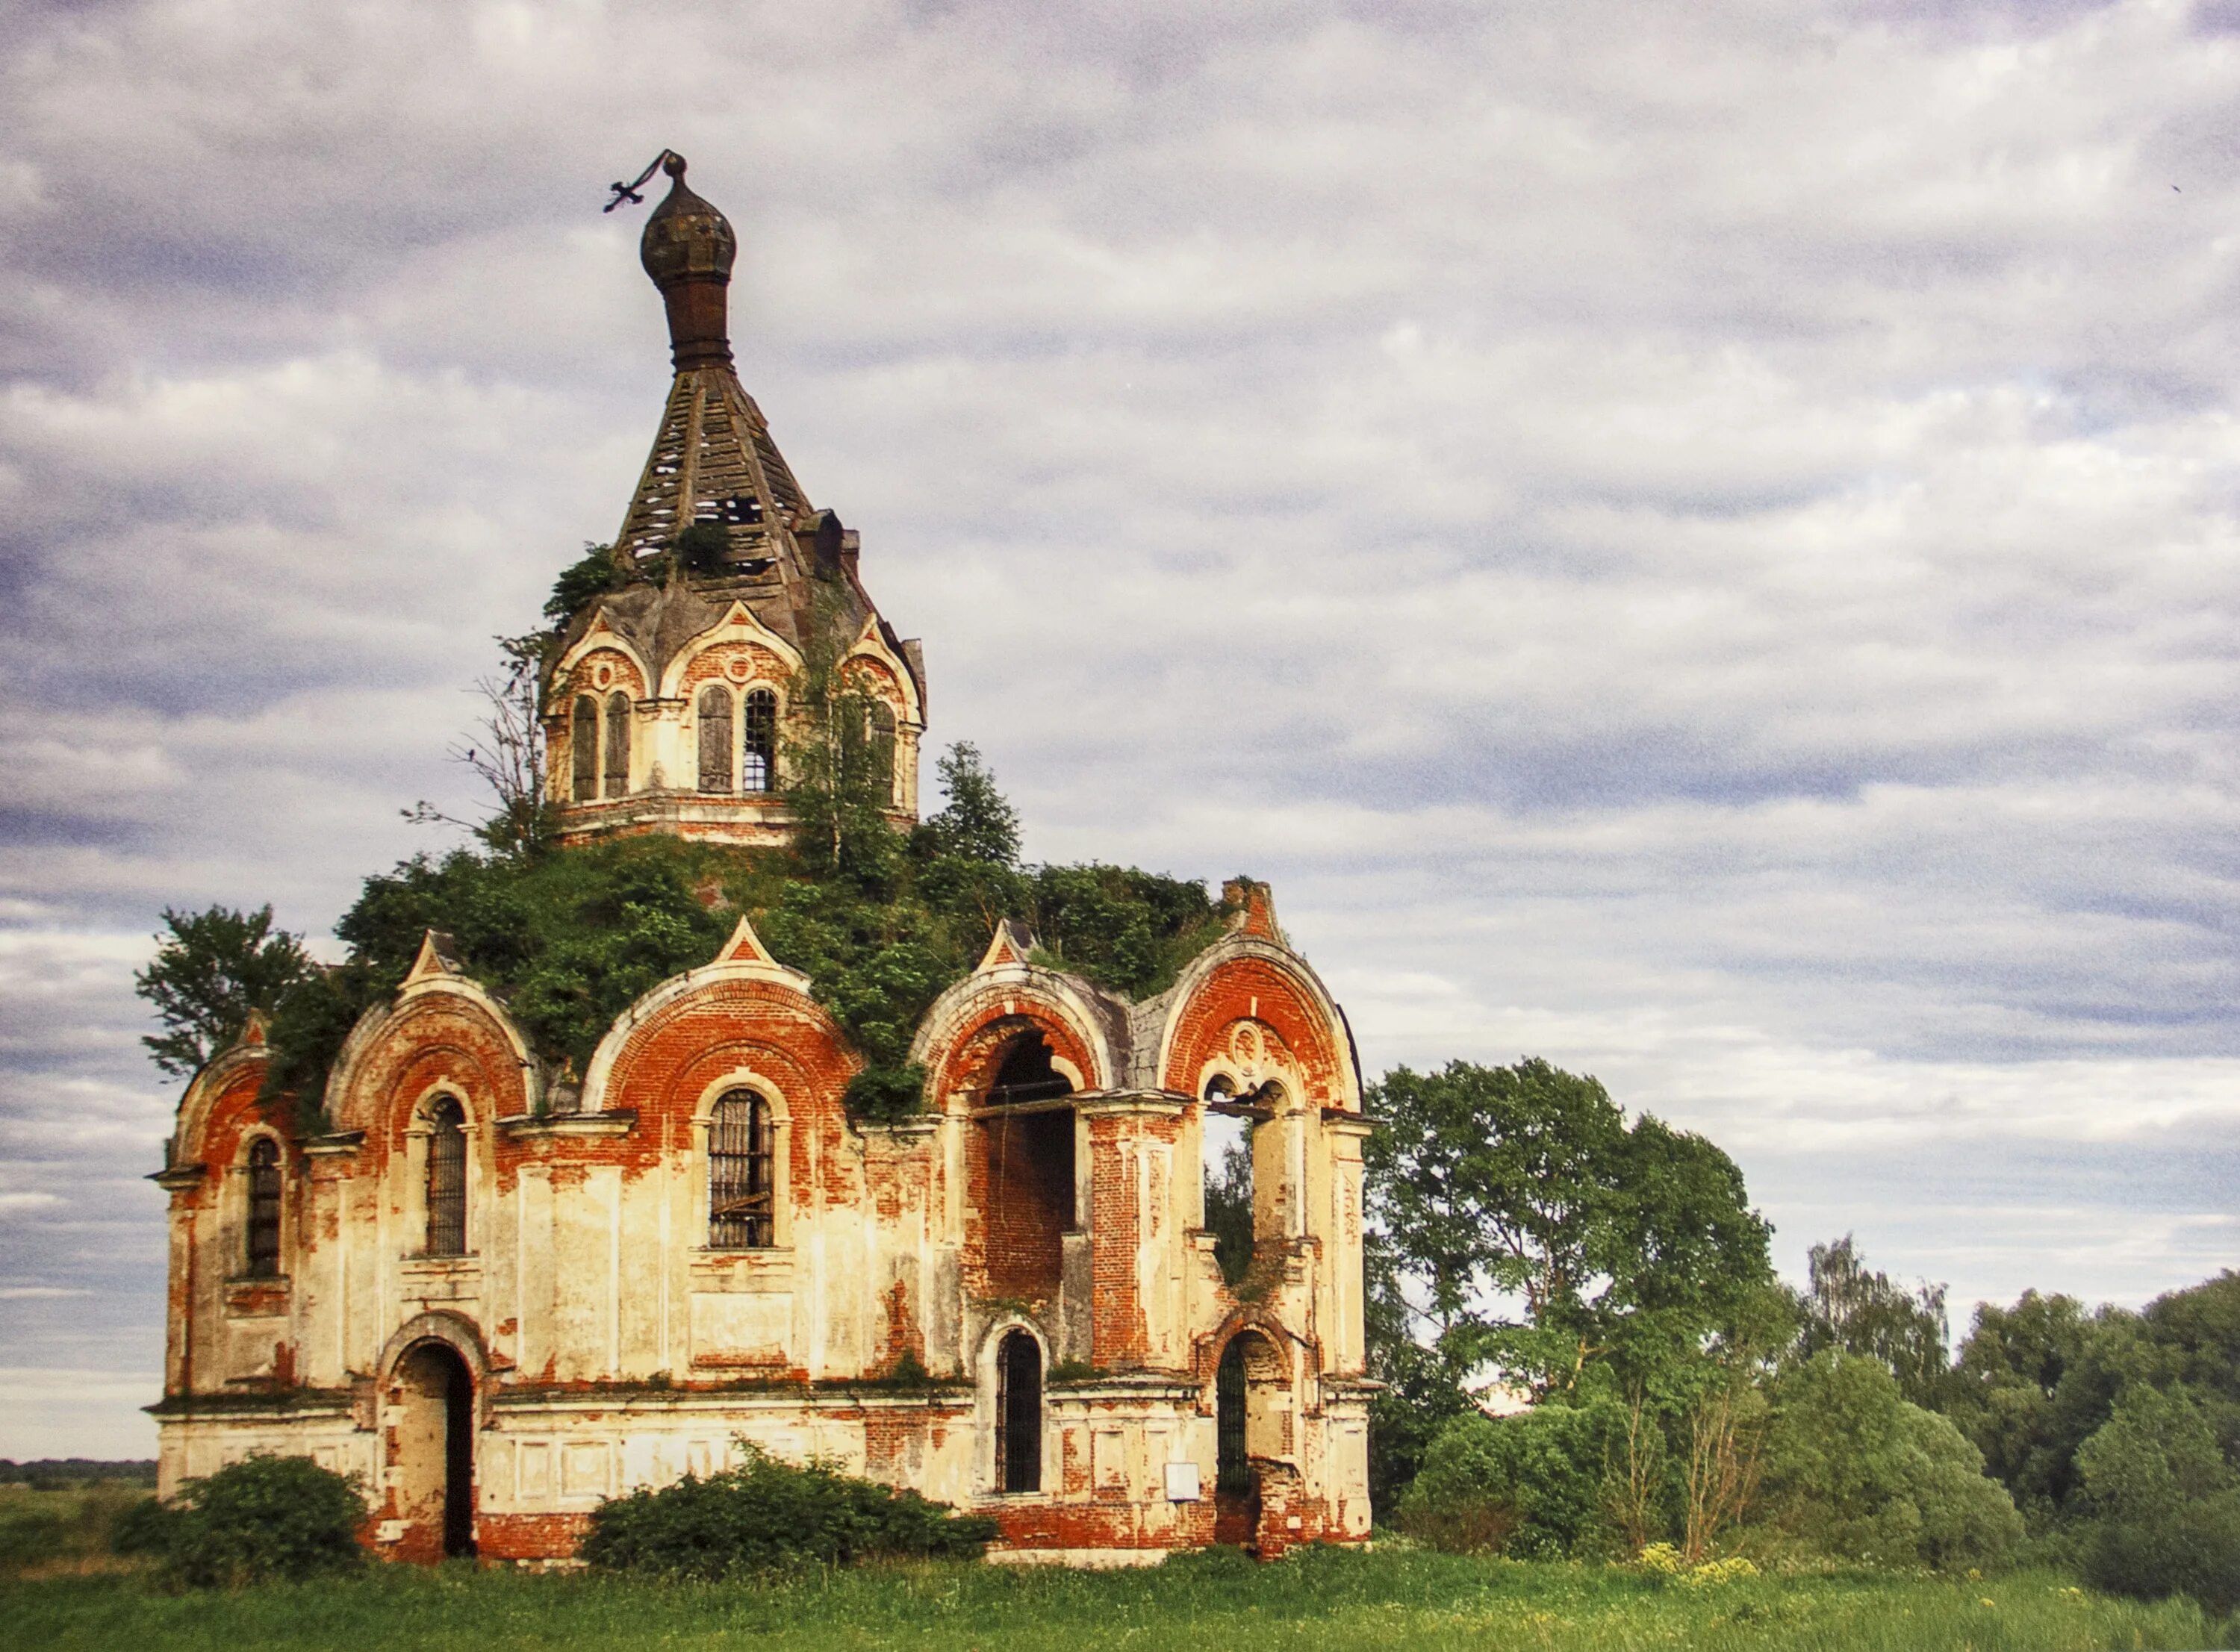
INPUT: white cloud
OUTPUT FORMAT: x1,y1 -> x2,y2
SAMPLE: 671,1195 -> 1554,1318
4,0 -> 2239,1451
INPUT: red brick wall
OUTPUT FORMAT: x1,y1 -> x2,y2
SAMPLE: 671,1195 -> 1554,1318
977,1110 -> 1072,1300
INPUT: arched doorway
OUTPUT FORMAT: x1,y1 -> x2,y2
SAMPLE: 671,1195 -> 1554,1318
393,1341 -> 476,1558
1213,1330 -> 1284,1547
995,1328 -> 1043,1494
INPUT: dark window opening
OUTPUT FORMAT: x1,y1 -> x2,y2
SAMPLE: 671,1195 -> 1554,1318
603,690 -> 631,799
995,1330 -> 1042,1494
697,685 -> 734,794
718,494 -> 763,525
246,1138 -> 282,1279
989,1032 -> 1072,1105
570,694 -> 599,802
709,1089 -> 774,1248
741,688 -> 777,794
1216,1338 -> 1253,1495
426,1096 -> 467,1258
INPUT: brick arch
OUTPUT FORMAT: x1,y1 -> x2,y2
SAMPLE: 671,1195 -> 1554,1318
595,976 -> 858,1194
329,989 -> 532,1144
919,986 -> 1106,1107
175,1062 -> 275,1183
1161,953 -> 1348,1110
564,645 -> 647,699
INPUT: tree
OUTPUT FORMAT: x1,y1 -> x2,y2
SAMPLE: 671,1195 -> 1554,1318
1365,1059 -> 1773,1400
404,632 -> 557,858
918,742 -> 1020,867
1752,1350 -> 2023,1569
1799,1234 -> 1950,1406
783,590 -> 902,886
2073,1383 -> 2240,1614
134,906 -> 316,1079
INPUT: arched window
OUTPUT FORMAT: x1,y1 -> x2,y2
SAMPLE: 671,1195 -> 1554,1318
426,1096 -> 467,1258
741,688 -> 777,794
995,1330 -> 1042,1494
697,684 -> 734,794
570,695 -> 599,802
709,1089 -> 774,1248
868,702 -> 897,799
245,1138 -> 282,1279
603,690 -> 631,798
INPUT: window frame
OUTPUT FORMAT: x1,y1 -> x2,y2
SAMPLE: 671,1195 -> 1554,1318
697,682 -> 735,794
423,1094 -> 469,1259
570,694 -> 600,802
244,1137 -> 284,1279
740,687 -> 778,794
707,1087 -> 776,1250
603,688 -> 632,798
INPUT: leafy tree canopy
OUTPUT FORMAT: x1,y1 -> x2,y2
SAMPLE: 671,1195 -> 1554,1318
1799,1233 -> 1950,1408
253,746 -> 1226,1129
134,906 -> 317,1080
1752,1350 -> 2023,1571
1365,1059 -> 1774,1402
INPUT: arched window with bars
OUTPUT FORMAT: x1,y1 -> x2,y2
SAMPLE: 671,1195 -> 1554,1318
425,1096 -> 467,1257
995,1330 -> 1042,1493
570,695 -> 600,802
245,1138 -> 282,1279
741,688 -> 777,794
603,690 -> 631,798
697,684 -> 734,794
709,1088 -> 774,1248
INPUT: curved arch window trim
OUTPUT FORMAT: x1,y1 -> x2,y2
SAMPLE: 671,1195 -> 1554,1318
708,1088 -> 775,1249
244,1137 -> 283,1279
424,1095 -> 468,1258
993,1327 -> 1044,1494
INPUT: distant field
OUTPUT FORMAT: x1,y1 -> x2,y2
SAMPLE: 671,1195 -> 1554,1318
3,1541 -> 2228,1652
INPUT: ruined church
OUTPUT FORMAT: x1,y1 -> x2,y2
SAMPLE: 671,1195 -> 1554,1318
152,156 -> 1373,1565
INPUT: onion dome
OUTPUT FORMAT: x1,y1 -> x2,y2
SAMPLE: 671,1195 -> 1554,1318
638,155 -> 736,371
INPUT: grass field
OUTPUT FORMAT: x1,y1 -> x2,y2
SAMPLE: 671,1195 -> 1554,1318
4,1536 -> 2232,1652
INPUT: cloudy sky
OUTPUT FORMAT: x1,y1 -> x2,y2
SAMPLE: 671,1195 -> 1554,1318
5,0 -> 2239,1456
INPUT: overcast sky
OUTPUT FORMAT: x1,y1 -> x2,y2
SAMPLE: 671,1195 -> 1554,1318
4,0 -> 2239,1457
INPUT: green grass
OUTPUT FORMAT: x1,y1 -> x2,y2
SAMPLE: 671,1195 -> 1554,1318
3,1547 -> 2228,1652
0,1482 -> 152,1580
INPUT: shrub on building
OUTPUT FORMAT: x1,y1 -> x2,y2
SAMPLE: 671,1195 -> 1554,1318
580,1446 -> 998,1577
111,1454 -> 367,1588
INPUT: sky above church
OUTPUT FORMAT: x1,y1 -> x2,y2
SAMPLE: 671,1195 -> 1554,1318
4,0 -> 2239,1456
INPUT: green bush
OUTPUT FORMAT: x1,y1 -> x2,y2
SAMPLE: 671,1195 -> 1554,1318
1752,1350 -> 2023,1569
258,746 -> 1223,1126
579,1446 -> 998,1578
115,1455 -> 367,1588
1395,1403 -> 1621,1558
2074,1383 -> 2240,1614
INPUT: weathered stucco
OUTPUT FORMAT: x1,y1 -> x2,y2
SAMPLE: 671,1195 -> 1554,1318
153,887 -> 1372,1565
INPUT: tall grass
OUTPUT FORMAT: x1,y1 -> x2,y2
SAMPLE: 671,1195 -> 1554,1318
4,1545 -> 2229,1652
0,1483 -> 152,1580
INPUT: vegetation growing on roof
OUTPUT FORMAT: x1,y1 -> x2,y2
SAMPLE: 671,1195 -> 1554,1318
225,741 -> 1227,1129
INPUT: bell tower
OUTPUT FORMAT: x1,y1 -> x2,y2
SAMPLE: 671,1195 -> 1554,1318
543,154 -> 926,846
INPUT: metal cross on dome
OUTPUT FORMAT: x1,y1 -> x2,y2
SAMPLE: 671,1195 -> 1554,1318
603,150 -> 684,213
